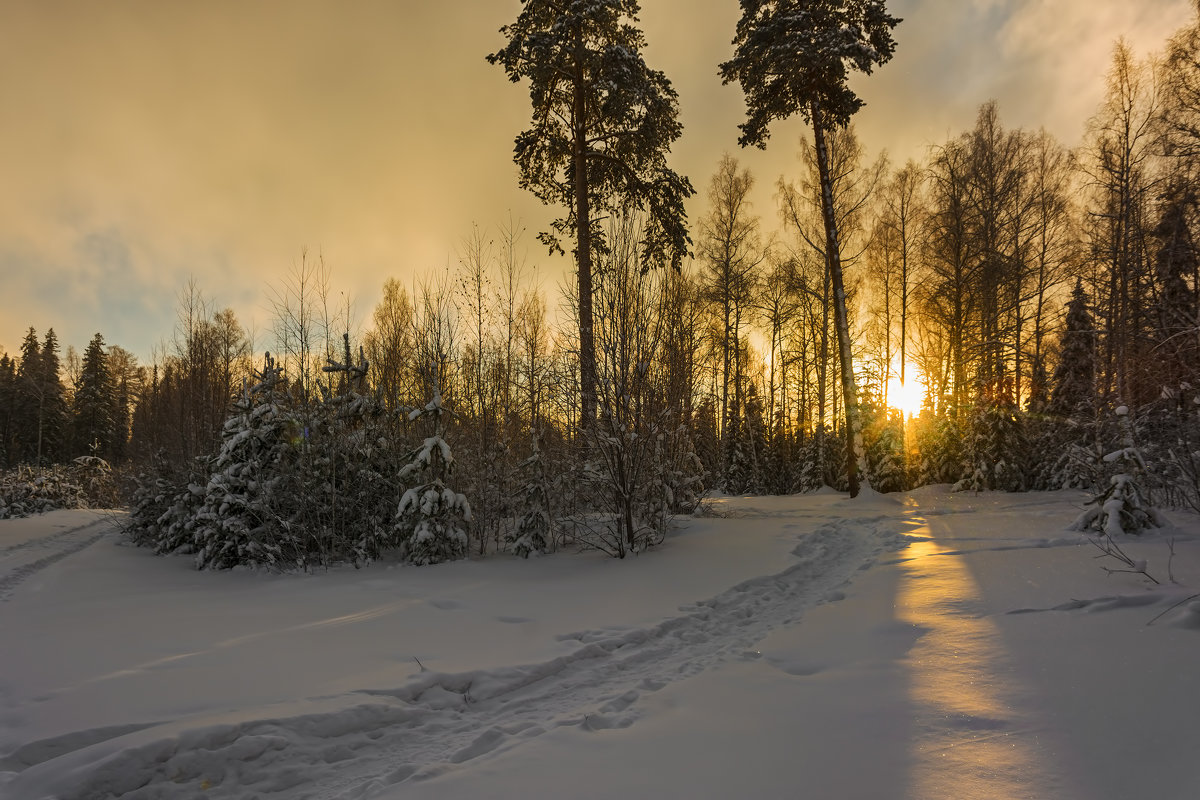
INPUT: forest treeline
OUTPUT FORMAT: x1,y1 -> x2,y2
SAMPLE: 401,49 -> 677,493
3,3 -> 1200,563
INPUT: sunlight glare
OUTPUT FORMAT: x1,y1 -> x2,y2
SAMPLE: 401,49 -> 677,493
886,374 -> 925,418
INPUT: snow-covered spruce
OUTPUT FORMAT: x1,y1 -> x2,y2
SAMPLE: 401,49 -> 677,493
192,355 -> 295,569
507,436 -> 552,558
863,402 -> 907,493
395,388 -> 471,566
955,380 -> 1026,493
125,453 -> 204,552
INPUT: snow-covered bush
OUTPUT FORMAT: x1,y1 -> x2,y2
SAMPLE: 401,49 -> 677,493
575,405 -> 701,558
641,418 -> 706,540
1070,405 -> 1165,536
1070,472 -> 1166,536
0,457 -> 118,519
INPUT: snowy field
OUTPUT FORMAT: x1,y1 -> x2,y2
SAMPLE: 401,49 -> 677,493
2,487 -> 1199,800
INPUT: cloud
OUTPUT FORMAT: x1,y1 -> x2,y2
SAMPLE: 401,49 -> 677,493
0,0 -> 1194,361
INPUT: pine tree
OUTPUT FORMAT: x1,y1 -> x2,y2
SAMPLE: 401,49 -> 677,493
12,328 -> 68,465
957,379 -> 1026,492
1049,279 -> 1097,420
396,387 -> 471,566
73,333 -> 115,458
691,397 -> 720,492
1032,280 -> 1101,491
796,429 -> 825,492
0,353 -> 16,466
727,381 -> 766,494
14,329 -> 42,464
912,411 -> 964,487
193,354 -> 296,570
1152,190 -> 1200,391
37,329 -> 68,462
864,402 -> 906,493
761,408 -> 796,494
488,0 -> 694,425
509,435 -> 552,558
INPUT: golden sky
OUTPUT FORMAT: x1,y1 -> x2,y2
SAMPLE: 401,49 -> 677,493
0,0 -> 1191,362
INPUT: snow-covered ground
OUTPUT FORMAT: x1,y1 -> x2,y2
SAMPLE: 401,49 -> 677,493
2,488 -> 1198,800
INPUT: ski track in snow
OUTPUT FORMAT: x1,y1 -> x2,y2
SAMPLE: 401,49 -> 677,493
7,512 -> 912,800
0,517 -> 112,601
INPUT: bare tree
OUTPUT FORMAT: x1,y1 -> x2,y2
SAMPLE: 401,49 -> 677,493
363,278 -> 415,411
697,154 -> 766,478
1083,40 -> 1164,406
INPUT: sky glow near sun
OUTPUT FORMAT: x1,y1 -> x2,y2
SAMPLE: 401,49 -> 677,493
0,0 -> 1194,361
887,375 -> 927,419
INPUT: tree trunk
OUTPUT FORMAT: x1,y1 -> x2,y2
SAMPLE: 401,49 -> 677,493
573,32 -> 597,429
811,103 -> 865,497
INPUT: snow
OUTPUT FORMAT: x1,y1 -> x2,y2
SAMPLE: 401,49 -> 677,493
2,489 -> 1200,799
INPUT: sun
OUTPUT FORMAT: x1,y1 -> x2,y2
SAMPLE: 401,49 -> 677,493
886,373 -> 926,419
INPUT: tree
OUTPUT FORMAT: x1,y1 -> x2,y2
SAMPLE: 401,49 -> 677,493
35,330 -> 68,463
12,328 -> 67,465
516,289 -> 551,431
73,333 -> 115,458
364,277 -> 415,411
755,254 -> 801,487
509,435 -> 552,558
193,354 -> 295,570
1049,279 -> 1098,420
1035,280 -> 1099,491
726,380 -> 766,494
868,160 -> 923,404
1022,129 -> 1078,408
14,329 -> 42,463
1163,2 -> 1200,175
396,387 -> 472,566
922,133 -> 979,415
106,345 -> 143,462
488,0 -> 694,425
0,352 -> 15,466
582,213 -> 696,556
138,285 -> 252,466
698,154 -> 764,476
721,0 -> 901,496
1083,40 -> 1162,407
1151,188 -> 1199,387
